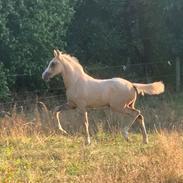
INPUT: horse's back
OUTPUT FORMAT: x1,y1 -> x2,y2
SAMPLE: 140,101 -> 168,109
90,77 -> 136,107
102,77 -> 134,91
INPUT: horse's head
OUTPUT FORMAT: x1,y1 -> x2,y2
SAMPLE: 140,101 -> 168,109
42,49 -> 64,81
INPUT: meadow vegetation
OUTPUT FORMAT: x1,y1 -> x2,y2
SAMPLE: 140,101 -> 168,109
0,1 -> 183,182
0,95 -> 183,183
0,131 -> 183,182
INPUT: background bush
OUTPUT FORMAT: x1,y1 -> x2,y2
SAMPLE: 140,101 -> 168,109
0,63 -> 9,101
0,0 -> 183,99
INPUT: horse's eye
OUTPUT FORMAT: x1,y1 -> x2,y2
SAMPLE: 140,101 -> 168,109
51,62 -> 56,67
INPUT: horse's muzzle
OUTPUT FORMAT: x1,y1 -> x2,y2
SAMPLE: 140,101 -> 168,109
42,72 -> 50,81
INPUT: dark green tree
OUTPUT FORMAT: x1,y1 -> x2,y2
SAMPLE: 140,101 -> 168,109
0,63 -> 9,100
0,0 -> 78,92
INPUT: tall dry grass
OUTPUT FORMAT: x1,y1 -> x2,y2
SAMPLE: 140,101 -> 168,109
0,131 -> 182,183
77,132 -> 183,183
1,94 -> 183,137
0,95 -> 183,182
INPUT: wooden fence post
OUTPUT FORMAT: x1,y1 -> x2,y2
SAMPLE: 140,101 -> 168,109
176,57 -> 181,92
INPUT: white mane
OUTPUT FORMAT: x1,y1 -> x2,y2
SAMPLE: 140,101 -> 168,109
62,53 -> 84,72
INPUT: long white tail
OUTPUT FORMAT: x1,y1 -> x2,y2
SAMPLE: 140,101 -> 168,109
133,81 -> 165,95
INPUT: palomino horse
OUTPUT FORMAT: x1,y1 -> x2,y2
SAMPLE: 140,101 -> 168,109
42,49 -> 165,144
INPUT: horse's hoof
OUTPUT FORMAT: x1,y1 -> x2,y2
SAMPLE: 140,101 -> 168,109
143,138 -> 149,144
59,128 -> 69,135
125,137 -> 131,143
122,130 -> 130,142
85,138 -> 91,145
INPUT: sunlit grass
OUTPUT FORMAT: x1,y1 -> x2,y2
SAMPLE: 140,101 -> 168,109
0,95 -> 183,182
0,132 -> 183,183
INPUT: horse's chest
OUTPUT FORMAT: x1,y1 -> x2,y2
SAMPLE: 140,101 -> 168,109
66,89 -> 82,103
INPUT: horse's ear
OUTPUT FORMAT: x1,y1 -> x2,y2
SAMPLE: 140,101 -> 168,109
53,49 -> 57,57
56,49 -> 61,56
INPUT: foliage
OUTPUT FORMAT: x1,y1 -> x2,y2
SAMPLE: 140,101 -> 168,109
67,0 -> 183,82
0,0 -> 183,98
0,0 -> 78,91
0,63 -> 9,101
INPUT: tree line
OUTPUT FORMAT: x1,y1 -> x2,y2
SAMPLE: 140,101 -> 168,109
0,0 -> 182,100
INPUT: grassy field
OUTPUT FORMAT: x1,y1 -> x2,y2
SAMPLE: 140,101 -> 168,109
0,132 -> 183,183
0,94 -> 183,182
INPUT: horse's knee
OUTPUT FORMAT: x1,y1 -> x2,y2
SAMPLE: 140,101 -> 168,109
54,105 -> 62,113
137,114 -> 144,121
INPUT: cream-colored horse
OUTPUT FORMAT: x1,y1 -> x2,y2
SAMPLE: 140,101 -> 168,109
42,49 -> 165,144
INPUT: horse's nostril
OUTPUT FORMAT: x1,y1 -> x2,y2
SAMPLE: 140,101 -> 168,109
42,72 -> 50,81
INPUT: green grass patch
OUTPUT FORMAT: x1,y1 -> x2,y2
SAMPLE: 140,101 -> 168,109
0,132 -> 182,183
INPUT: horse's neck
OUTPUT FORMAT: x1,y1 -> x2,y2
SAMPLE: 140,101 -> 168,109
62,63 -> 85,90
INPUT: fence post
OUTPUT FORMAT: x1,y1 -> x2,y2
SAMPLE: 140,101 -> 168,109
176,57 -> 181,92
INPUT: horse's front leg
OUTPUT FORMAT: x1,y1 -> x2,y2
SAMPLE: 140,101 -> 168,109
54,103 -> 76,134
83,111 -> 91,145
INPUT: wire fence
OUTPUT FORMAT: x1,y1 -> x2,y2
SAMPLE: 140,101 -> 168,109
6,61 -> 173,77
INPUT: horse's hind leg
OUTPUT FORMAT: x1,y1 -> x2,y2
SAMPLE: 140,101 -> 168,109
121,106 -> 140,141
122,107 -> 148,144
136,114 -> 148,144
123,99 -> 148,144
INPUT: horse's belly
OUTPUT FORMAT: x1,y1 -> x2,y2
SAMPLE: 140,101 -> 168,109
86,94 -> 109,108
86,100 -> 108,108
